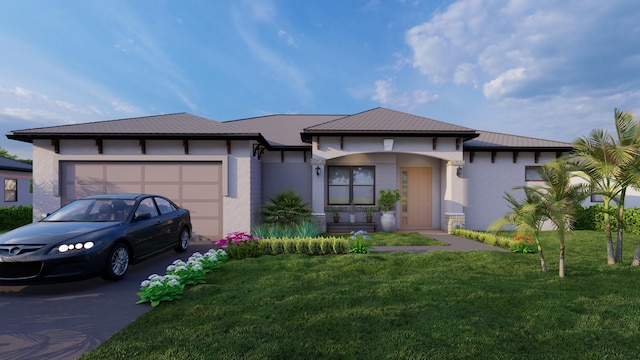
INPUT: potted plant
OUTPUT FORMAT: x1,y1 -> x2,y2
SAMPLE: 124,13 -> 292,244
377,189 -> 401,232
364,207 -> 374,223
329,207 -> 341,223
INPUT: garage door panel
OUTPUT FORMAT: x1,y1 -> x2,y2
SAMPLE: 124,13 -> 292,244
182,184 -> 220,200
183,165 -> 219,180
106,184 -> 143,194
60,161 -> 222,239
144,184 -> 181,197
106,165 -> 142,182
144,166 -> 180,182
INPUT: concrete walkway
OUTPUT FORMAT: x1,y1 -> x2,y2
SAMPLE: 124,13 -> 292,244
369,230 -> 509,253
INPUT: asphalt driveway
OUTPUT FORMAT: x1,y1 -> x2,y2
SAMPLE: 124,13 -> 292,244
0,241 -> 214,360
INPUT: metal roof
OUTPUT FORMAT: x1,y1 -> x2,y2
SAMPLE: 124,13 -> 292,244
5,107 -> 574,152
464,131 -> 573,151
303,107 -> 479,136
0,156 -> 32,172
225,114 -> 345,148
7,113 -> 265,143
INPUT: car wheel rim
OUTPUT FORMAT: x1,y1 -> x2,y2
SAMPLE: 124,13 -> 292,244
180,230 -> 189,249
111,247 -> 129,276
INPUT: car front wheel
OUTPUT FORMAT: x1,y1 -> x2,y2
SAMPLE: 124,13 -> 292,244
102,243 -> 130,281
175,227 -> 190,252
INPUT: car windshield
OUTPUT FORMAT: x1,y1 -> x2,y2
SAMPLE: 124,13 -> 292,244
45,198 -> 136,222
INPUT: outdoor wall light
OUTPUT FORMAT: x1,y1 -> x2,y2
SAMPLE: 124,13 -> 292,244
456,166 -> 462,178
316,166 -> 321,176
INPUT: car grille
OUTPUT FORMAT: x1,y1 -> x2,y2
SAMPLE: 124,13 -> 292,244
0,244 -> 44,256
0,262 -> 43,279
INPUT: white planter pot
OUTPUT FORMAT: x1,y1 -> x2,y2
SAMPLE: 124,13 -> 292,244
380,211 -> 396,232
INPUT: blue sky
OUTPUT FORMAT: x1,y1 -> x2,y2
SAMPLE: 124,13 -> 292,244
1,0 -> 639,160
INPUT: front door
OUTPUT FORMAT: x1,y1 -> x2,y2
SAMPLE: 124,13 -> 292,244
400,167 -> 432,228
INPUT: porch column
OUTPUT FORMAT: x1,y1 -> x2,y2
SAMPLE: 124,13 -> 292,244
310,159 -> 327,232
444,160 -> 465,233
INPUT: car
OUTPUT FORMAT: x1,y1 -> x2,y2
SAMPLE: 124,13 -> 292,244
0,194 -> 192,283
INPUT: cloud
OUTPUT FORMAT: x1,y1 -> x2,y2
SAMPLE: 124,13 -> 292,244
371,78 -> 438,107
405,0 -> 640,102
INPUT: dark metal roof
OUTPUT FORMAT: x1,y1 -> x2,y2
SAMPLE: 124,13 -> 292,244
303,107 -> 479,138
7,113 -> 267,144
225,114 -> 345,148
464,131 -> 573,151
5,107 -> 574,152
0,156 -> 32,172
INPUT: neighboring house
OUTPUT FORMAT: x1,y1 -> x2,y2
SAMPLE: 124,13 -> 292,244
7,107 -> 580,239
0,156 -> 33,207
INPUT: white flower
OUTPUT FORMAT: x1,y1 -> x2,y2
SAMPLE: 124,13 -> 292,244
166,265 -> 176,272
140,280 -> 151,287
148,273 -> 162,280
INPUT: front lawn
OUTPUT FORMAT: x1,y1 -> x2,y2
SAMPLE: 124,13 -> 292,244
82,230 -> 640,359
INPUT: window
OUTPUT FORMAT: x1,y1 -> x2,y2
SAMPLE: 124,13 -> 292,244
4,179 -> 17,202
327,166 -> 375,205
525,166 -> 543,181
155,197 -> 177,214
135,198 -> 160,218
590,194 -> 604,203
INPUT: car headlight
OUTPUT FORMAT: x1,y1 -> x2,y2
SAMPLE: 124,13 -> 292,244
57,241 -> 95,253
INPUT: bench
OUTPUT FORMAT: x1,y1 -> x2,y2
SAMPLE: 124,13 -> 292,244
326,222 -> 377,234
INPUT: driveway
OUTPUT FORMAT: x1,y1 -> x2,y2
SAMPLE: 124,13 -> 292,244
0,241 -> 214,360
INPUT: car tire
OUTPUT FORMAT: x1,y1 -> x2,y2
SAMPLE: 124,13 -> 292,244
175,227 -> 190,253
101,243 -> 130,281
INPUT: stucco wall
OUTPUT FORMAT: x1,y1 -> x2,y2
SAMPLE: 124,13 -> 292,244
462,151 -> 560,231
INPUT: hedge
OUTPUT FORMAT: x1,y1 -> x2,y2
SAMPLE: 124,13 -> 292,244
0,206 -> 32,231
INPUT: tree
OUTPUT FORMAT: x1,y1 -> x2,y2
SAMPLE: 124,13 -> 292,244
531,160 -> 589,277
571,108 -> 640,265
572,128 -> 628,264
0,145 -> 18,160
489,190 -> 548,273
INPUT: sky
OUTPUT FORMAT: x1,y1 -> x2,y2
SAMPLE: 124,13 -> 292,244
1,0 -> 639,160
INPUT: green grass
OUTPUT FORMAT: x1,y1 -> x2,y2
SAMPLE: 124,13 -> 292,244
82,230 -> 640,359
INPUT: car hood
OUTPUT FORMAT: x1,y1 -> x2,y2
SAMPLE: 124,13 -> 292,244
0,221 -> 119,245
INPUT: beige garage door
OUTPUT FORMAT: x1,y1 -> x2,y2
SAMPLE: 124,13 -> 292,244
60,161 -> 222,239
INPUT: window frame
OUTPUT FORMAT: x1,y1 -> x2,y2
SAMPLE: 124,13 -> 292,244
327,165 -> 375,206
4,178 -> 17,202
525,166 -> 544,181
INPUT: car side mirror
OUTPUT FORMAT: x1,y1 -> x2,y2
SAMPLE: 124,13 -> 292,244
134,213 -> 152,221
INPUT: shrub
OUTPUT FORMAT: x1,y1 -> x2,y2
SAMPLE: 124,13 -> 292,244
261,189 -> 312,226
0,206 -> 32,231
452,228 -> 516,251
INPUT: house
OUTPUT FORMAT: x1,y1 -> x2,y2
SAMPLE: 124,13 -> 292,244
0,156 -> 33,207
6,107 -> 575,239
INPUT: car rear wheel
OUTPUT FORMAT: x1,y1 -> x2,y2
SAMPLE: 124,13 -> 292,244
175,227 -> 190,252
102,243 -> 130,281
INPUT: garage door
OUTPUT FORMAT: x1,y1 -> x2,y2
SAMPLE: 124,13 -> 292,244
60,161 -> 222,239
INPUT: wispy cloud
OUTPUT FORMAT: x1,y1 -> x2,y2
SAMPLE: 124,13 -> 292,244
371,78 -> 438,107
232,0 -> 312,103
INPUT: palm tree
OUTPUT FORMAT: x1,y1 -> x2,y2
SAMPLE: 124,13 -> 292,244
534,160 -> 588,277
611,109 -> 640,263
572,128 -> 629,264
489,190 -> 548,273
571,108 -> 640,265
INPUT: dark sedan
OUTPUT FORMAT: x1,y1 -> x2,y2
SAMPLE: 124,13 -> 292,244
0,194 -> 191,283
